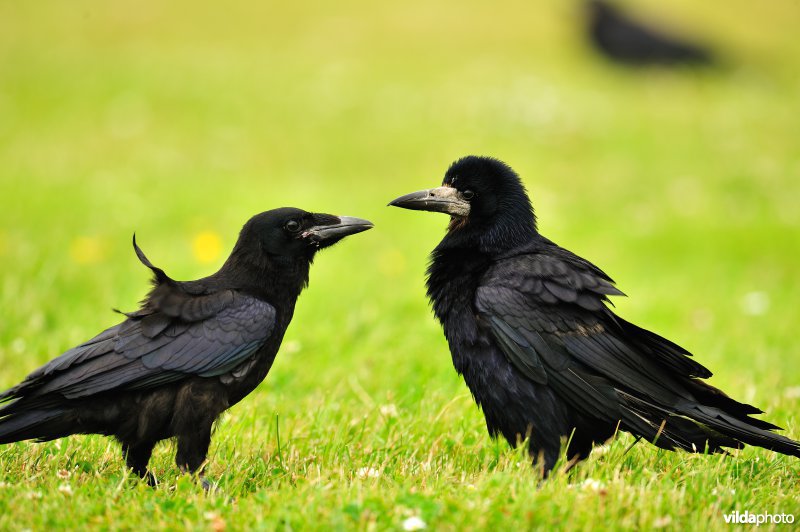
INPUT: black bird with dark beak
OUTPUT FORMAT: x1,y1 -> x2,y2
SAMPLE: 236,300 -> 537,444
0,207 -> 373,488
585,0 -> 714,66
390,156 -> 800,476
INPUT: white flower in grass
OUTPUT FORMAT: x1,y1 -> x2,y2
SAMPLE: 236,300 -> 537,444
204,511 -> 226,531
581,478 -> 605,491
379,404 -> 398,418
653,515 -> 672,528
11,338 -> 26,354
784,386 -> 800,399
356,467 -> 381,479
741,291 -> 770,316
402,516 -> 427,531
590,445 -> 610,456
58,483 -> 73,496
282,340 -> 302,355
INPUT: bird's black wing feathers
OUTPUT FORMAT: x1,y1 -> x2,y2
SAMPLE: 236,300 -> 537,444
475,283 -> 737,451
475,249 -> 800,456
478,252 -> 683,410
477,250 -> 711,392
0,291 -> 275,403
488,243 -> 712,379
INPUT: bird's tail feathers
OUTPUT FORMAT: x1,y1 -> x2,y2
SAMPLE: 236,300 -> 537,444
684,378 -> 766,419
684,404 -> 800,458
618,391 -> 800,458
0,408 -> 76,444
618,393 -> 741,453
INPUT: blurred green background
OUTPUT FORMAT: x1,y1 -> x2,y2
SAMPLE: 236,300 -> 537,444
1,0 -> 798,529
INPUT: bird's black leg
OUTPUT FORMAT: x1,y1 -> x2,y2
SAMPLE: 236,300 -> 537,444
175,422 -> 213,491
122,440 -> 157,486
566,423 -> 617,472
529,439 -> 562,479
565,435 -> 595,472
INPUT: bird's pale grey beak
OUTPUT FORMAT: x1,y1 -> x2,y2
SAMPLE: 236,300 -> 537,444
388,186 -> 471,217
305,216 -> 374,244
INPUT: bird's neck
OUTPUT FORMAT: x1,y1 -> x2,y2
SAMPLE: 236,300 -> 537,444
426,218 -> 538,323
439,211 -> 538,256
426,246 -> 490,323
218,249 -> 311,305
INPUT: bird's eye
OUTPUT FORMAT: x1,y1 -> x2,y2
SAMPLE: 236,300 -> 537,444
285,220 -> 302,233
462,190 -> 475,200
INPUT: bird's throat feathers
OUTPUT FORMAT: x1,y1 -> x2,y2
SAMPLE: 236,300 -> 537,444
441,203 -> 538,255
426,247 -> 490,328
221,246 -> 312,300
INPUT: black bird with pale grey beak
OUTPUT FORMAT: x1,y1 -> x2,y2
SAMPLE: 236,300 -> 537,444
0,208 -> 373,487
390,156 -> 799,476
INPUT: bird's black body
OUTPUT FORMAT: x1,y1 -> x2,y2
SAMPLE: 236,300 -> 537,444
0,208 -> 372,484
586,0 -> 713,66
391,156 -> 800,475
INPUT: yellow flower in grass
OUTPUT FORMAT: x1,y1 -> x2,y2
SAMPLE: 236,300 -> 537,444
192,230 -> 223,264
69,236 -> 105,264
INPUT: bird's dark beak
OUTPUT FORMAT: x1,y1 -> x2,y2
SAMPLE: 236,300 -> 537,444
304,216 -> 374,247
388,186 -> 471,217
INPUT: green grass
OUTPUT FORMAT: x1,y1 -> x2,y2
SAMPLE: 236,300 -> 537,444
1,0 -> 799,529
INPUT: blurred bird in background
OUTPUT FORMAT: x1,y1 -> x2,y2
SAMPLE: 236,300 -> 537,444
585,0 -> 714,65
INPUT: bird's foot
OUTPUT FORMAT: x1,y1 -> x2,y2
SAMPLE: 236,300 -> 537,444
179,470 -> 219,494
